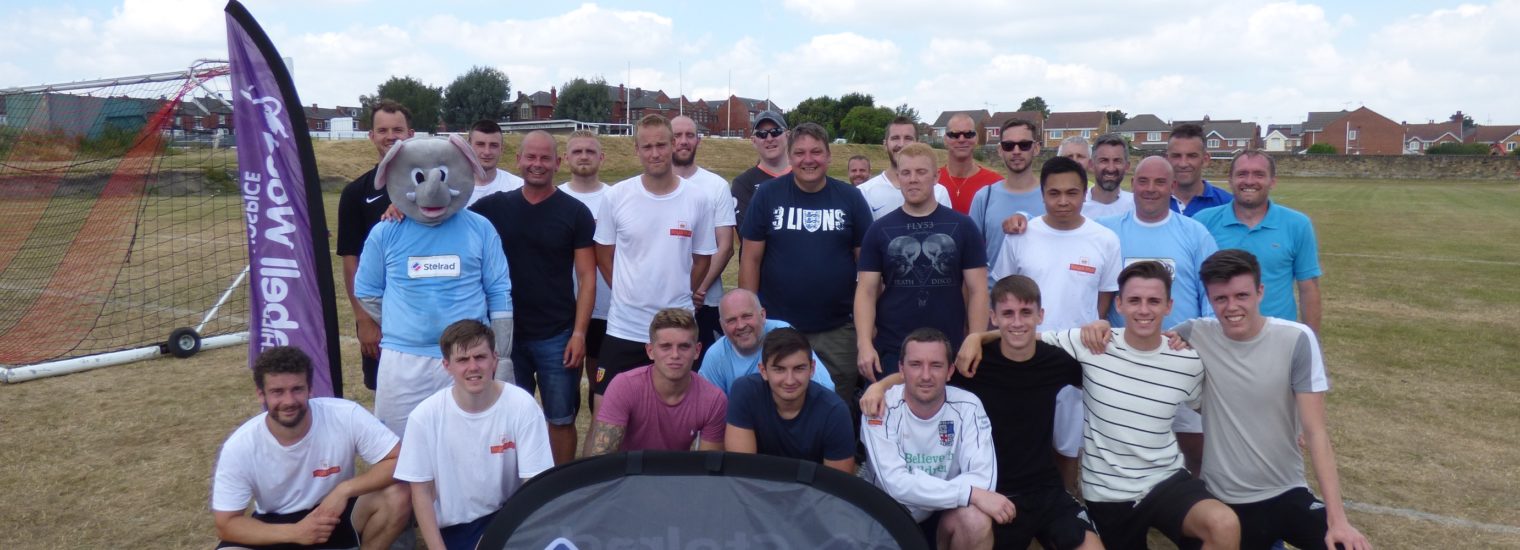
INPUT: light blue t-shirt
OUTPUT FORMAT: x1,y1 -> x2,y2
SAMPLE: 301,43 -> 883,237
699,319 -> 834,394
1193,201 -> 1321,321
354,211 -> 512,357
968,182 -> 1045,281
1098,211 -> 1219,329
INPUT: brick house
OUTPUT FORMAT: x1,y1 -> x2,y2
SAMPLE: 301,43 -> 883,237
1041,111 -> 1107,149
1402,120 -> 1464,154
930,109 -> 991,144
709,95 -> 783,137
176,96 -> 233,133
1301,107 -> 1404,155
1468,125 -> 1520,155
1263,124 -> 1302,153
985,110 -> 1045,142
1113,114 -> 1170,151
302,104 -> 352,132
509,88 -> 557,122
1175,117 -> 1261,157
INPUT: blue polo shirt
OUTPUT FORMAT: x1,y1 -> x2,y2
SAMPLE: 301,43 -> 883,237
1170,180 -> 1233,217
1194,201 -> 1321,321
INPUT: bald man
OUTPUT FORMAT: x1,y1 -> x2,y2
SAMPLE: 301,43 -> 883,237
470,130 -> 597,464
698,289 -> 834,395
670,115 -> 738,363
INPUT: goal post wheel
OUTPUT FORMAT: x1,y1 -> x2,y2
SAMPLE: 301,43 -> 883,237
167,327 -> 202,358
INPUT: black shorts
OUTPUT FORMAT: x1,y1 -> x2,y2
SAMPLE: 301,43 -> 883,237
1086,470 -> 1216,550
593,334 -> 651,395
216,497 -> 358,550
1229,487 -> 1330,550
918,510 -> 944,545
694,305 -> 721,371
584,318 -> 608,359
994,485 -> 1096,550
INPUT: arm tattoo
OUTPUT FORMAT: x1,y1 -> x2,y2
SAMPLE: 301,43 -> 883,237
586,422 -> 626,457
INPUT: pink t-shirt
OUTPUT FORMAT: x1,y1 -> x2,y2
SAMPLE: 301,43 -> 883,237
596,366 -> 727,451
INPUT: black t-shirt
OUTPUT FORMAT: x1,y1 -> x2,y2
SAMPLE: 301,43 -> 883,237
336,167 -> 389,257
470,189 -> 596,340
951,340 -> 1082,494
731,164 -> 782,230
858,205 -> 987,356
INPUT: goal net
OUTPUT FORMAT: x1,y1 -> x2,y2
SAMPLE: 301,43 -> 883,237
0,61 -> 249,371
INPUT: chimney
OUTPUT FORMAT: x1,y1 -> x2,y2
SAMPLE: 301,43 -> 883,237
550,86 -> 557,106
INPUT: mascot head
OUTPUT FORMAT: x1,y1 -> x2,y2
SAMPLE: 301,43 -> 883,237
375,134 -> 484,225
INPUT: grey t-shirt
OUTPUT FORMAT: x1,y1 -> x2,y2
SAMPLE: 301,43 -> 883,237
1175,317 -> 1330,504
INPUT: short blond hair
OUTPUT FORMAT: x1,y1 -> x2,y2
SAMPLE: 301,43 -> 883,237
896,142 -> 938,170
648,307 -> 697,343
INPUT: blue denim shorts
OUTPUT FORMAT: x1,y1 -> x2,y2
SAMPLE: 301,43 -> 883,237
511,329 -> 581,425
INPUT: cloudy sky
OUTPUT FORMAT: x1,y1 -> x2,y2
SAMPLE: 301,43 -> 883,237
2,0 -> 1516,127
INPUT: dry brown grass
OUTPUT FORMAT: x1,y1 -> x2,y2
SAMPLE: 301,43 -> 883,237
1,152 -> 1516,549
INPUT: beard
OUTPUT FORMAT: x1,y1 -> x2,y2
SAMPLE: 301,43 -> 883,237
1095,175 -> 1123,192
672,149 -> 696,167
270,403 -> 307,428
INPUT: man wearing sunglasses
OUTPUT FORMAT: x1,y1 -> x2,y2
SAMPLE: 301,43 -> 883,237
731,111 -> 792,229
939,113 -> 1002,214
969,118 -> 1047,280
857,116 -> 951,220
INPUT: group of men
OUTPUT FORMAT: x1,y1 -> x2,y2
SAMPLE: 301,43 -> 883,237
209,99 -> 1361,550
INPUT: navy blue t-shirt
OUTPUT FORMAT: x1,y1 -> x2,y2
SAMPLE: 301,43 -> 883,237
952,340 -> 1082,494
858,205 -> 986,357
470,188 -> 595,341
739,175 -> 872,333
725,374 -> 854,463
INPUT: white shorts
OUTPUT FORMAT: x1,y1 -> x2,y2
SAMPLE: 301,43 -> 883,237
1172,404 -> 1203,434
374,348 -> 452,437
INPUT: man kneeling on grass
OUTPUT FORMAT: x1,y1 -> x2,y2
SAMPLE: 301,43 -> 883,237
211,346 -> 410,550
862,328 -> 1012,550
394,320 -> 554,550
723,327 -> 855,473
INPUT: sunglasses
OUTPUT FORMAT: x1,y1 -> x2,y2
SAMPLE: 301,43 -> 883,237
945,131 -> 977,140
753,128 -> 785,139
999,140 -> 1036,152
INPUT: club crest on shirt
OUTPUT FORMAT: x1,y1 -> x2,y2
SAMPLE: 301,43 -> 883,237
312,461 -> 342,478
938,420 -> 955,447
802,209 -> 823,232
490,434 -> 516,454
669,220 -> 693,237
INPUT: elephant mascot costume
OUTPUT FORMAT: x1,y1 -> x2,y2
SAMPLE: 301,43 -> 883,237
353,134 -> 514,435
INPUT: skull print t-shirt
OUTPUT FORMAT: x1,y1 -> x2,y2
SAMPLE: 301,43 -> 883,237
857,205 -> 986,360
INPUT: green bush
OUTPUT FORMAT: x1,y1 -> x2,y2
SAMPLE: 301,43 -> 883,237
1306,143 -> 1337,154
1426,142 -> 1493,155
78,124 -> 145,157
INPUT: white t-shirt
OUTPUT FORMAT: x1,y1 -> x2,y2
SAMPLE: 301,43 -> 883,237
559,181 -> 613,320
211,398 -> 399,514
1082,189 -> 1134,220
393,383 -> 555,528
857,171 -> 952,220
593,176 -> 718,342
468,169 -> 525,206
989,216 -> 1121,331
685,167 -> 738,307
862,385 -> 997,522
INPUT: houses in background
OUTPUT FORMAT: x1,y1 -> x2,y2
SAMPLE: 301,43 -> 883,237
506,82 -> 781,136
1041,111 -> 1108,149
926,104 -> 1516,156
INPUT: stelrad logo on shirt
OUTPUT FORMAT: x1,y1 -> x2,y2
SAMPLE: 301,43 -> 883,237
669,220 -> 692,238
489,434 -> 516,454
1069,256 -> 1097,274
408,255 -> 461,278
